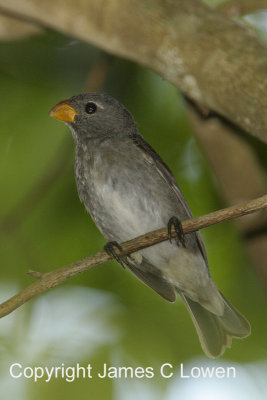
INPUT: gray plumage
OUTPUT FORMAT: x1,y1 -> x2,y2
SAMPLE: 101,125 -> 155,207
50,93 -> 251,358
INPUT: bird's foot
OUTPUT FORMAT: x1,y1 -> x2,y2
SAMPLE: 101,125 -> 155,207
167,216 -> 186,247
104,241 -> 127,269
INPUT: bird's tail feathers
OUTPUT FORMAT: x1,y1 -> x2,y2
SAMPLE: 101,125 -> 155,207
179,291 -> 250,358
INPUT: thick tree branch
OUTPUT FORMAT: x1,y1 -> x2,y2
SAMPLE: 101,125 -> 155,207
0,195 -> 266,319
186,102 -> 267,286
0,0 -> 267,143
218,0 -> 267,17
186,102 -> 267,233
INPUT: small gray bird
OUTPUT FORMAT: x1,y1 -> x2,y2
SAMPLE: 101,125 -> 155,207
50,93 -> 250,358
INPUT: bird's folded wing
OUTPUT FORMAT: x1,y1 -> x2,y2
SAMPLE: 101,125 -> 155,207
132,134 -> 209,266
126,256 -> 176,302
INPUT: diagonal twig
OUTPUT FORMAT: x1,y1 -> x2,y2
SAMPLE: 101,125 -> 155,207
0,194 -> 266,319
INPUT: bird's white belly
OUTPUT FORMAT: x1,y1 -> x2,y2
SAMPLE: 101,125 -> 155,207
94,179 -> 165,241
87,167 -> 212,303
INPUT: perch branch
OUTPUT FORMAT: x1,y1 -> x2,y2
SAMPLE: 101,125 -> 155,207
0,194 -> 266,319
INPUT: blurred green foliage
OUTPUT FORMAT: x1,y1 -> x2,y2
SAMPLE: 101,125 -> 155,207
0,29 -> 266,399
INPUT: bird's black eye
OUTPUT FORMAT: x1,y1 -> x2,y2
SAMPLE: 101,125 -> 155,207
85,102 -> 97,114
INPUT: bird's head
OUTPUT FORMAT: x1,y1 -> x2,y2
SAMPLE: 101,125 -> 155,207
50,92 -> 136,142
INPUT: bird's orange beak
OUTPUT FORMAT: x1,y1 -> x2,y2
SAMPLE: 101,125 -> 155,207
49,101 -> 77,123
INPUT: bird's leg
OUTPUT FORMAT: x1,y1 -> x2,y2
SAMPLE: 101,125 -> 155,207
104,241 -> 128,269
167,216 -> 186,247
